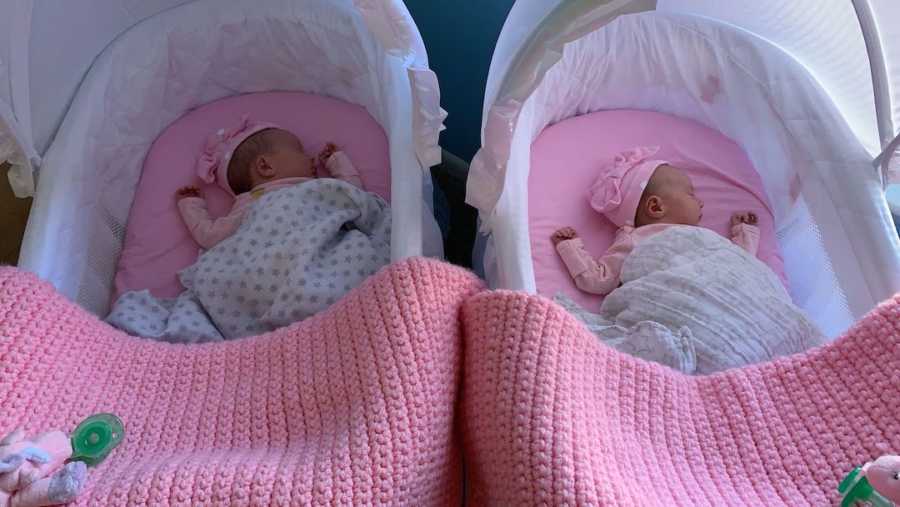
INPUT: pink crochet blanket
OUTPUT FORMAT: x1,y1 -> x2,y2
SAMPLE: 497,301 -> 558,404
4,258 -> 900,506
461,290 -> 900,506
0,259 -> 482,506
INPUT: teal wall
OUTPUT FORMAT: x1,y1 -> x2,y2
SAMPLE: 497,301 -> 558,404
403,1 -> 515,162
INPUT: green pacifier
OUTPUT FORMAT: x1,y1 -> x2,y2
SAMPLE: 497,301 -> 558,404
70,413 -> 124,467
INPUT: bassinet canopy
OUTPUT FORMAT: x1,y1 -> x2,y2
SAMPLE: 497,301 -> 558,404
1,0 -> 444,197
479,0 -> 899,159
467,0 -> 900,337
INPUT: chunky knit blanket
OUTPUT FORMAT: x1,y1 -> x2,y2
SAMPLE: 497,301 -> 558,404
0,259 -> 482,506
461,290 -> 900,506
4,259 -> 900,506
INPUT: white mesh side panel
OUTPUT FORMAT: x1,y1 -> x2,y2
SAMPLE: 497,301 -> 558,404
656,0 -> 880,154
776,198 -> 853,337
78,203 -> 127,315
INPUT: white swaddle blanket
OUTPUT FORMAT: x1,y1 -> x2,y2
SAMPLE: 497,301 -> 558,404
558,225 -> 824,374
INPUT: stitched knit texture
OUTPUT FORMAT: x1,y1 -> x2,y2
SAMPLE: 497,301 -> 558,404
0,258 -> 483,506
461,290 -> 900,506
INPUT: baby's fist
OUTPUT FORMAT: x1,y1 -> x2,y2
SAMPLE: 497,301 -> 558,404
552,227 -> 578,246
176,186 -> 201,200
318,143 -> 338,164
731,211 -> 758,226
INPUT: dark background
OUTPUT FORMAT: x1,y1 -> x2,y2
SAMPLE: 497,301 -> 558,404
403,1 -> 515,160
403,1 -> 515,266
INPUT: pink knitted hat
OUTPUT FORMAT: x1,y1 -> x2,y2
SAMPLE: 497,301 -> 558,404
589,146 -> 669,227
195,115 -> 280,196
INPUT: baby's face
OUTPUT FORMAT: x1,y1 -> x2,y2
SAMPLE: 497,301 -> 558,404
265,130 -> 314,181
646,165 -> 703,226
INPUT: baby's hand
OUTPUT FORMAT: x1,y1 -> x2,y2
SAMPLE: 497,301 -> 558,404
731,211 -> 758,227
176,186 -> 201,200
317,143 -> 338,166
551,227 -> 578,246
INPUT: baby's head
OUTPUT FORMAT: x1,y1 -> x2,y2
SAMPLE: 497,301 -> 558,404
196,117 -> 313,196
589,146 -> 703,228
634,164 -> 703,227
227,128 -> 313,194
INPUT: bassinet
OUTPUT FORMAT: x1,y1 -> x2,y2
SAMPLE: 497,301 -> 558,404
467,0 -> 900,338
1,0 -> 446,316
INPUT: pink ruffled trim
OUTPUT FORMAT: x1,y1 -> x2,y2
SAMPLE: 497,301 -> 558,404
194,114 -> 279,194
588,146 -> 659,214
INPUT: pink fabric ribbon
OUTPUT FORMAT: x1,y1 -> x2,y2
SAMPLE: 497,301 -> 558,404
589,146 -> 668,227
194,114 -> 279,196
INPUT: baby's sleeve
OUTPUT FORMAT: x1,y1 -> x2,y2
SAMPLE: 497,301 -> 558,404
555,230 -> 634,296
177,197 -> 244,250
731,223 -> 760,256
325,151 -> 363,189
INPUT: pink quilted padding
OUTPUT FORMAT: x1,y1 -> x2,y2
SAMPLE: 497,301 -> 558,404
529,109 -> 786,310
114,91 -> 391,302
460,290 -> 900,505
0,259 -> 483,506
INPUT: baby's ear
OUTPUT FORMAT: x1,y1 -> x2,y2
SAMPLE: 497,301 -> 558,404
254,156 -> 276,178
646,195 -> 665,218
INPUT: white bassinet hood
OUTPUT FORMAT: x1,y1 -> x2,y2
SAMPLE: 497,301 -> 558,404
13,0 -> 446,314
0,0 -> 445,198
0,0 -> 37,196
481,0 -> 900,157
468,8 -> 900,336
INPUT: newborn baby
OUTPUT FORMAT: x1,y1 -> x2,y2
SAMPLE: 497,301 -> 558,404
552,146 -> 759,295
176,117 -> 362,249
551,146 -> 823,374
106,116 -> 392,342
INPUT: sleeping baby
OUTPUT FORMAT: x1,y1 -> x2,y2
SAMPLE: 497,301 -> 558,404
176,118 -> 362,248
552,146 -> 824,374
106,116 -> 391,343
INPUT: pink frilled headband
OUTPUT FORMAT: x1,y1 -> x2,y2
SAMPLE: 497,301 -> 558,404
194,115 -> 280,196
